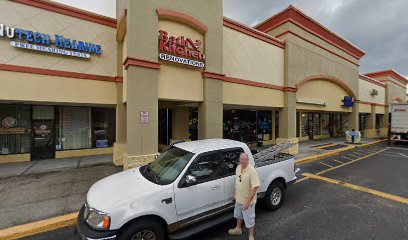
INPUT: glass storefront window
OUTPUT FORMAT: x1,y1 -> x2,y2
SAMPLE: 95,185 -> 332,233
58,106 -> 91,150
92,108 -> 116,148
313,113 -> 321,135
0,105 -> 31,155
321,114 -> 330,135
275,111 -> 279,139
189,108 -> 198,141
301,113 -> 308,137
32,106 -> 55,120
257,111 -> 272,141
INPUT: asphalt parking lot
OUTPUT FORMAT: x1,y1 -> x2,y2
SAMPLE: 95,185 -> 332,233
23,143 -> 408,240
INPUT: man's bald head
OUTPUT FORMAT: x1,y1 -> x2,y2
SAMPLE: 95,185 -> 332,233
239,153 -> 249,168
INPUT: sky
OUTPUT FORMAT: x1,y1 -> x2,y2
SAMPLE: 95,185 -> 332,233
51,0 -> 408,77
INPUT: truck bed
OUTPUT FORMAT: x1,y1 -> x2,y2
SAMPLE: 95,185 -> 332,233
255,153 -> 294,168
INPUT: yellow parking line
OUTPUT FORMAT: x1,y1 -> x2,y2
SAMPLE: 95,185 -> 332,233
302,173 -> 408,205
319,162 -> 334,168
332,159 -> 344,164
348,153 -> 361,158
295,148 -> 387,184
341,156 -> 354,161
0,212 -> 78,240
351,152 -> 366,155
314,143 -> 337,149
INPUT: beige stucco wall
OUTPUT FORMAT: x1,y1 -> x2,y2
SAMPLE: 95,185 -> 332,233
375,105 -> 386,114
1,1 -> 117,77
266,22 -> 359,66
223,82 -> 284,107
0,70 -> 117,105
296,80 -> 352,112
358,80 -> 386,105
359,103 -> 372,114
157,20 -> 203,102
223,27 -> 284,86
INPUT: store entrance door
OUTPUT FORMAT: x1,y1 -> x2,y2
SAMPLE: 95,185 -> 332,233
32,120 -> 55,160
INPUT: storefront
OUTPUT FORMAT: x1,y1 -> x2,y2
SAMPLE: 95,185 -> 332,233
297,112 -> 348,140
1,1 -> 407,167
223,109 -> 278,144
0,104 -> 115,160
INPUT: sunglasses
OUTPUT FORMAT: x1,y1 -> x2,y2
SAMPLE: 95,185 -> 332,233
239,175 -> 242,182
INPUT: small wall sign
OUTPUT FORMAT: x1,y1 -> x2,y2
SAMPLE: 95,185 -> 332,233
140,112 -> 149,124
342,96 -> 354,108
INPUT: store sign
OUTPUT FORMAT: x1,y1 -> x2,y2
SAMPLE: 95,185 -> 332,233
0,24 -> 102,59
158,30 -> 205,68
0,116 -> 25,135
343,96 -> 354,108
1,116 -> 17,128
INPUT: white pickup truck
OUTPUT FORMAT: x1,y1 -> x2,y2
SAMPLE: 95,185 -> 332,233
77,139 -> 297,240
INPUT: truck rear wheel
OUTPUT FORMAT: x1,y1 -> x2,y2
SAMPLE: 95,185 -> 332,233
263,181 -> 285,211
117,219 -> 165,240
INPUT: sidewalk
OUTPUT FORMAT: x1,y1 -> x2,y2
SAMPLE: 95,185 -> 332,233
0,160 -> 121,229
0,154 -> 113,178
295,137 -> 384,160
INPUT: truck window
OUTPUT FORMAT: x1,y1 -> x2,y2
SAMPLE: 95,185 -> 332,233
187,152 -> 222,183
220,148 -> 245,175
143,147 -> 194,185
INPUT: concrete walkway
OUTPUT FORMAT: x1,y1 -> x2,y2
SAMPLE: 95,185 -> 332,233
0,154 -> 113,178
295,137 -> 384,160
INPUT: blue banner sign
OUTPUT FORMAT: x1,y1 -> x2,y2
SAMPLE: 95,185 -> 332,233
343,96 -> 354,107
0,24 -> 102,59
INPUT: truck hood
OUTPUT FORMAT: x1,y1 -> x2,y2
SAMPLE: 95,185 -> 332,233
86,167 -> 163,212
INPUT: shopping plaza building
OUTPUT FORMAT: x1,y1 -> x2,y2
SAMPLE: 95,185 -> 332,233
0,0 -> 407,167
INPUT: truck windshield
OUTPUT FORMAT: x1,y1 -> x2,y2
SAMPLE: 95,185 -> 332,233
141,147 -> 194,185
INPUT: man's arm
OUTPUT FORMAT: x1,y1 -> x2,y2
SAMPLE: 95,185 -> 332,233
242,186 -> 258,210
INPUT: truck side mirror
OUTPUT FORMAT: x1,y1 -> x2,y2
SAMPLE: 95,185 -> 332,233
185,175 -> 197,186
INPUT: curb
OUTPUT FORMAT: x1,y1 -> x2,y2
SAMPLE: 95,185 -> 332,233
0,212 -> 78,240
356,139 -> 387,148
296,145 -> 355,165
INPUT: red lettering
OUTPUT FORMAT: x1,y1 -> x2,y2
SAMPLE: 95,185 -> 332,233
158,30 -> 206,61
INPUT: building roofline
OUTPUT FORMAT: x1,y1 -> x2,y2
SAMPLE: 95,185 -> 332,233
359,74 -> 386,88
254,5 -> 365,59
364,69 -> 408,85
13,0 -> 117,28
223,17 -> 285,49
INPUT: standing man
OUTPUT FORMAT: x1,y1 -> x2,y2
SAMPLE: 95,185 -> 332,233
228,153 -> 260,240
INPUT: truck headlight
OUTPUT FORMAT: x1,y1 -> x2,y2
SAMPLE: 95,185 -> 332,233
84,203 -> 111,230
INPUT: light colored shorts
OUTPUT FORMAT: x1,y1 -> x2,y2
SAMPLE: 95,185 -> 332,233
233,202 -> 256,228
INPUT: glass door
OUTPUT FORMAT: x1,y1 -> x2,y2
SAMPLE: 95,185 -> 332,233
32,120 -> 55,160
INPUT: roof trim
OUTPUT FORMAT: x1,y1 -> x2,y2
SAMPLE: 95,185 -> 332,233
223,17 -> 285,49
157,9 -> 208,33
255,5 -> 365,59
276,30 -> 359,67
359,75 -> 386,88
13,0 -> 117,28
0,63 -> 119,82
364,69 -> 408,85
123,57 -> 161,70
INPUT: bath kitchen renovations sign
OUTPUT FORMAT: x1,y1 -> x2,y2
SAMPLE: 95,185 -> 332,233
158,30 -> 205,68
0,24 -> 102,59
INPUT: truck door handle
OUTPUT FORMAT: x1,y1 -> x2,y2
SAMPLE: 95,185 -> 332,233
212,185 -> 221,190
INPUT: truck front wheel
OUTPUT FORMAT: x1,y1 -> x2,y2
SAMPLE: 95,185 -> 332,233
263,181 -> 285,211
117,219 -> 165,240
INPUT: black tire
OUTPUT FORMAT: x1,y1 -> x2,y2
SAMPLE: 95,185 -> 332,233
263,180 -> 285,211
117,218 -> 165,240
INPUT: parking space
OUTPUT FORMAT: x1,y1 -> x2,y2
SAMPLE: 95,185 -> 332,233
20,143 -> 408,240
